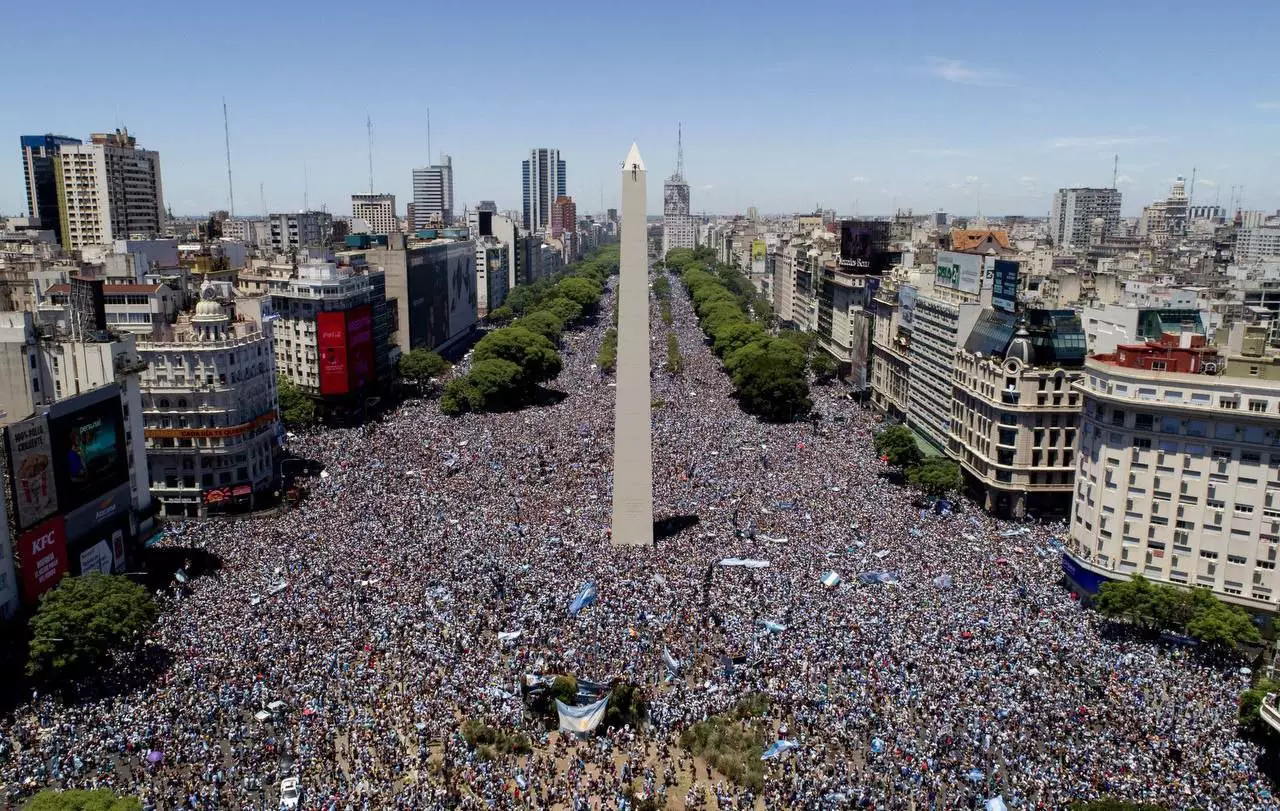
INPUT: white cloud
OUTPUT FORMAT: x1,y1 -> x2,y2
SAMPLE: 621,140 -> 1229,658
924,59 -> 1011,87
1049,135 -> 1170,149
1256,101 -> 1280,110
851,176 -> 869,184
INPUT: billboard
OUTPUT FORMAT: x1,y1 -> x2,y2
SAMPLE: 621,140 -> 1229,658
47,385 -> 129,514
446,242 -> 477,343
898,285 -> 918,330
863,276 -> 882,310
317,310 -> 349,395
67,513 -> 128,576
935,250 -> 982,294
751,240 -> 766,261
992,260 -> 1020,313
839,220 -> 891,272
64,482 -> 131,542
70,276 -> 107,333
346,305 -> 374,392
7,416 -> 58,529
18,516 -> 67,603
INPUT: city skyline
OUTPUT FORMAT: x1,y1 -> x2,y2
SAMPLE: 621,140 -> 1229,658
3,0 -> 1280,219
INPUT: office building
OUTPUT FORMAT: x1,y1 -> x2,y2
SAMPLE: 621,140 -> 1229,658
19,134 -> 82,244
1083,305 -> 1205,354
1065,325 -> 1280,614
136,283 -> 279,517
1137,177 -> 1189,246
56,130 -> 165,250
412,157 -> 454,227
663,150 -> 695,256
551,195 -> 577,238
41,282 -> 180,337
351,193 -> 398,236
869,277 -> 914,419
522,148 -> 566,232
907,293 -> 984,450
949,310 -> 1086,518
364,236 -> 477,356
1050,188 -> 1122,249
268,211 -> 333,253
475,238 -> 509,317
1237,222 -> 1280,266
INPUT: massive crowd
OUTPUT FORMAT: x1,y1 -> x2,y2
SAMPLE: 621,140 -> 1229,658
0,269 -> 1274,810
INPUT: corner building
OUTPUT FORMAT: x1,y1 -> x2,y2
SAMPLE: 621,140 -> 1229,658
1067,326 -> 1280,614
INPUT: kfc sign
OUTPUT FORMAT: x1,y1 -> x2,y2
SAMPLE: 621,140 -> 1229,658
19,517 -> 67,604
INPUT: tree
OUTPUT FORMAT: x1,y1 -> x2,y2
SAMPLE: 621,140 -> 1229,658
515,310 -> 565,344
810,350 -> 837,380
276,375 -> 316,428
398,349 -> 450,386
731,348 -> 813,422
1096,575 -> 1160,630
28,574 -> 158,681
1097,575 -> 1261,648
711,322 -> 766,360
665,333 -> 683,374
543,296 -> 583,325
487,305 -> 515,325
555,276 -> 603,311
466,359 -> 524,409
873,425 -> 923,470
907,458 -> 963,496
1238,678 -> 1280,741
776,329 -> 817,357
440,379 -> 483,416
1187,597 -> 1261,648
25,789 -> 142,811
597,328 -> 618,374
472,327 -> 562,388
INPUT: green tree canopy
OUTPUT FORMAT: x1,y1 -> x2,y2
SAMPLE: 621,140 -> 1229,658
28,574 -> 158,681
1238,678 -> 1280,741
873,425 -> 923,470
542,296 -> 584,325
730,346 -> 813,422
1097,574 -> 1262,648
515,310 -> 565,344
487,305 -> 515,324
907,457 -> 963,496
397,348 -> 450,385
466,359 -> 524,409
25,789 -> 142,811
597,328 -> 618,374
472,326 -> 562,388
440,378 -> 484,416
711,322 -> 766,360
276,375 -> 316,428
810,350 -> 838,379
555,276 -> 603,310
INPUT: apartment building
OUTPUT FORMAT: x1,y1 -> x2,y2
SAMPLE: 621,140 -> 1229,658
1066,326 -> 1280,614
268,211 -> 333,254
907,293 -> 983,450
351,193 -> 398,236
869,277 -> 914,418
56,130 -> 165,250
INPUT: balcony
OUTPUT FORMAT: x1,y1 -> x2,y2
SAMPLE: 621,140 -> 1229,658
1001,389 -> 1021,405
1262,695 -> 1280,736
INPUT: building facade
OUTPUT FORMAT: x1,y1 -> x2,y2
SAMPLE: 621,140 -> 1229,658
475,239 -> 509,317
137,286 -> 279,517
522,148 -> 565,232
869,279 -> 913,419
907,294 -> 983,450
1050,187 -> 1122,249
56,130 -> 165,250
1066,328 -> 1280,614
351,193 -> 398,235
412,157 -> 454,227
551,195 -> 577,238
269,211 -> 333,254
19,134 -> 82,244
364,238 -> 477,356
662,174 -> 695,256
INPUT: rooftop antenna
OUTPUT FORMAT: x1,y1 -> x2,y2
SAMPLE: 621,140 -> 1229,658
222,98 -> 235,216
1112,154 -> 1118,189
676,122 -> 684,179
1188,167 -> 1196,208
366,115 -> 374,194
260,182 -> 266,217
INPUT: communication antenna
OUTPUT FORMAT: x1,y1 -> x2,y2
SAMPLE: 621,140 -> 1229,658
223,98 -> 235,216
260,182 -> 266,217
1188,167 -> 1196,210
676,122 -> 684,179
1112,154 -> 1118,189
367,115 -> 374,194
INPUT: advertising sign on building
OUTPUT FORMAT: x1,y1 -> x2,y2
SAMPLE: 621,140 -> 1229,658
935,250 -> 983,294
47,385 -> 129,513
6,416 -> 58,529
64,482 -> 132,542
346,304 -> 374,392
863,276 -> 882,311
18,516 -> 67,603
898,285 -> 918,330
840,221 -> 875,270
79,540 -> 113,576
992,260 -> 1020,313
0,508 -> 19,620
317,311 -> 349,395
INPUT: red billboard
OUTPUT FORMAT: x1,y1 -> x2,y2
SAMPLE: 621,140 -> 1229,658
317,311 -> 350,395
346,304 -> 374,393
19,516 -> 67,604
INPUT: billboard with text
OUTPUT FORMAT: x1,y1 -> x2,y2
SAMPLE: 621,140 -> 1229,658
18,516 -> 66,604
317,311 -> 350,395
992,260 -> 1020,313
346,305 -> 374,393
6,416 -> 58,530
935,250 -> 982,294
898,285 -> 918,330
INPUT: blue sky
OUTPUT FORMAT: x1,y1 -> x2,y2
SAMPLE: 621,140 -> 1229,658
4,0 -> 1279,218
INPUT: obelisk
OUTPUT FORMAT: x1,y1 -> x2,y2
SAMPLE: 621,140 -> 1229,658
611,143 -> 653,546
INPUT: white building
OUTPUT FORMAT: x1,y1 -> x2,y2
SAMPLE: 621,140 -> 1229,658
475,239 -> 509,317
268,211 -> 333,253
56,130 -> 165,250
42,282 -> 180,337
1067,329 -> 1280,614
1237,224 -> 1280,266
137,285 -> 279,517
412,157 -> 454,228
351,193 -> 398,236
1049,187 -> 1121,249
522,148 -> 565,232
907,293 -> 983,450
662,174 -> 695,256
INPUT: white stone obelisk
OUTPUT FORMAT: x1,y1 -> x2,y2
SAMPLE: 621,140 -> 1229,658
611,143 -> 653,546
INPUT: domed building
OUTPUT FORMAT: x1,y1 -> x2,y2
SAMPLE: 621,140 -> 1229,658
135,280 -> 280,517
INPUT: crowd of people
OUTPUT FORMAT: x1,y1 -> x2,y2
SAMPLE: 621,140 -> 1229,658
0,269 -> 1274,810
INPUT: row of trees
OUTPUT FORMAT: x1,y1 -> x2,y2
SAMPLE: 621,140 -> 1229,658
873,425 -> 964,496
665,333 -> 683,374
442,247 -> 618,415
666,248 -> 813,422
1096,573 -> 1261,649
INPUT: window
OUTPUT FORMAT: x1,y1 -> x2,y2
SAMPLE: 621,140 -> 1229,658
1135,414 -> 1155,431
1163,390 -> 1182,402
1152,361 -> 1167,372
1229,555 -> 1248,565
1161,417 -> 1180,434
1138,387 -> 1157,401
1251,399 -> 1268,413
1201,550 -> 1219,560
1236,504 -> 1255,515
1220,397 -> 1238,410
1258,560 -> 1277,570
1191,393 -> 1210,405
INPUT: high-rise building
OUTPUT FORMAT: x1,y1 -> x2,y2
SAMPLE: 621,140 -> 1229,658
907,294 -> 984,451
268,211 -> 333,253
351,193 -> 398,235
412,156 -> 454,228
1050,187 -> 1122,249
663,129 -> 695,256
19,134 -> 81,243
522,148 -> 566,232
551,195 -> 577,238
55,130 -> 165,250
1065,325 -> 1280,614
